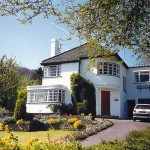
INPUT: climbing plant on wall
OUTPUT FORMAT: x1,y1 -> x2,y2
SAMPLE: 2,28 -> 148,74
70,73 -> 96,115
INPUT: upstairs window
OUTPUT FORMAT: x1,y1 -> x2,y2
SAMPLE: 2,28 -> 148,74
134,71 -> 150,83
44,65 -> 61,77
98,62 -> 120,77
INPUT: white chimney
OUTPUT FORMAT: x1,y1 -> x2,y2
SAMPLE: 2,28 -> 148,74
50,39 -> 60,57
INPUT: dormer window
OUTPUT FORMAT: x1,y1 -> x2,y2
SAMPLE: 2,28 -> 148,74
44,65 -> 61,77
97,62 -> 120,77
134,71 -> 150,83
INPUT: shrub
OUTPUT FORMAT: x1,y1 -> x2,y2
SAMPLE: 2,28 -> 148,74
14,98 -> 25,120
1,117 -> 16,124
73,120 -> 85,130
30,119 -> 47,131
14,88 -> 33,120
68,118 -> 78,125
60,120 -> 74,130
76,100 -> 87,114
60,103 -> 76,115
124,128 -> 150,150
70,73 -> 96,115
47,118 -> 61,129
47,104 -> 61,113
0,107 -> 9,114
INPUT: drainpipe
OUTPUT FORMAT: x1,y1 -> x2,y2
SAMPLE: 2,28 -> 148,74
78,58 -> 81,74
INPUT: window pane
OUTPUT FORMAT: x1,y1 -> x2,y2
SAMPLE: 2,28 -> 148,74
44,67 -> 48,77
134,72 -> 139,82
140,73 -> 149,82
116,65 -> 120,76
35,93 -> 47,102
104,63 -> 108,74
108,63 -> 113,75
57,65 -> 61,76
49,66 -> 57,76
113,64 -> 117,76
98,68 -> 103,74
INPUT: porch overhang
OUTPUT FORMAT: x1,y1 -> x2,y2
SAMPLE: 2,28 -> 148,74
27,84 -> 66,90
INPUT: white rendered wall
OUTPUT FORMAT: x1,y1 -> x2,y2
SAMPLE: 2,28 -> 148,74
127,67 -> 150,103
119,64 -> 128,118
80,58 -> 127,118
42,62 -> 79,104
26,103 -> 53,113
80,59 -> 122,89
96,88 -> 120,117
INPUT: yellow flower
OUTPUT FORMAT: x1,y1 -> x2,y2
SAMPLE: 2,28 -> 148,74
88,113 -> 92,116
16,119 -> 23,125
81,113 -> 84,116
68,118 -> 78,124
0,123 -> 4,131
5,125 -> 10,133
73,120 -> 85,130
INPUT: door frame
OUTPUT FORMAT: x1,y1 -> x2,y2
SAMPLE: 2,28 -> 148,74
101,90 -> 110,115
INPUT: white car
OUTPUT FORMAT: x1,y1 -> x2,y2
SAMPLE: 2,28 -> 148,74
133,104 -> 150,121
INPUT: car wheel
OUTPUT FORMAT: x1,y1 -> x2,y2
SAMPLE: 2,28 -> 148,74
133,117 -> 136,121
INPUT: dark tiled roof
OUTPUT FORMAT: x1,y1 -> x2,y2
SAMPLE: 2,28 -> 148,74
41,44 -> 88,65
41,43 -> 129,68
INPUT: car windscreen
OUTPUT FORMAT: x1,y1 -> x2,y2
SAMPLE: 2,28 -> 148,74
135,105 -> 150,109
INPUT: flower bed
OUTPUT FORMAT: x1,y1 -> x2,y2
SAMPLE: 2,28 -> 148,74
61,119 -> 113,142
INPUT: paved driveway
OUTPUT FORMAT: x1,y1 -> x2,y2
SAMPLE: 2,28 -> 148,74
81,119 -> 150,147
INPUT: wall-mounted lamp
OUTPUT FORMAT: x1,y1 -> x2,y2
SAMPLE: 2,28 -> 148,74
114,98 -> 119,101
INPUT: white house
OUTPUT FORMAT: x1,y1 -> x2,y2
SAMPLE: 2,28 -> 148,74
26,39 -> 150,119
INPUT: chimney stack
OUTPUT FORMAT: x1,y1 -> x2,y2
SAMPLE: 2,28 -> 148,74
50,39 -> 60,57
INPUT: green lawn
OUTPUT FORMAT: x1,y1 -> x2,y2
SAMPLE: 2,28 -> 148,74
0,130 -> 73,144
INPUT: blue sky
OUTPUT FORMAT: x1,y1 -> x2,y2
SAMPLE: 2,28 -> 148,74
0,15 -> 138,69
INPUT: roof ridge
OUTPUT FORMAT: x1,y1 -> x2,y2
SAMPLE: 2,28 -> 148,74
41,43 -> 87,63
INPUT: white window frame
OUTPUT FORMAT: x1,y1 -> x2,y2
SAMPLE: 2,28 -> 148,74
44,65 -> 61,77
27,89 -> 65,103
98,62 -> 120,77
134,70 -> 150,83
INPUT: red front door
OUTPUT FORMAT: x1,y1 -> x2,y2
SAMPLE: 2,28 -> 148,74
101,91 -> 110,115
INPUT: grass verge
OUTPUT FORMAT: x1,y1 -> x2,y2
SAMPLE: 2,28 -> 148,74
0,130 -> 73,144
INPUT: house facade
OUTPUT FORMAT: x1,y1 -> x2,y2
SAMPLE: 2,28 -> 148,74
26,39 -> 150,119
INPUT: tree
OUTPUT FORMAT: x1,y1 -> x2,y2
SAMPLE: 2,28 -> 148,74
138,53 -> 150,65
0,0 -> 149,63
14,88 -> 33,120
33,67 -> 43,84
0,55 -> 20,111
18,74 -> 39,90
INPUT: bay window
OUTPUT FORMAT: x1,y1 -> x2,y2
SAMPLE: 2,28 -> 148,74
27,89 -> 65,103
98,62 -> 120,77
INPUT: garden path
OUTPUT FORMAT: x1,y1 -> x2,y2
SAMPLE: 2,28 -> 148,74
81,119 -> 150,147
